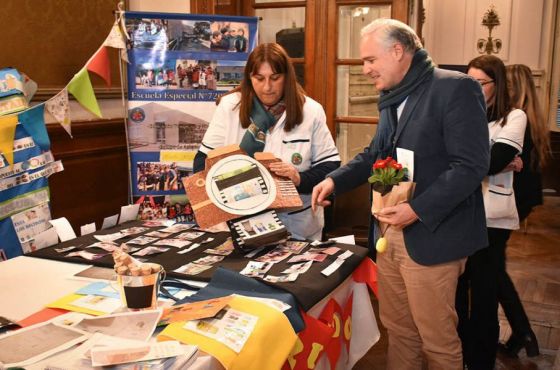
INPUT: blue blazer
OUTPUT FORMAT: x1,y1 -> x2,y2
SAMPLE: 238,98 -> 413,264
329,68 -> 489,266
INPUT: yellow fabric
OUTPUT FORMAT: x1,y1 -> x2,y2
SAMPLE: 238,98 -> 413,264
0,115 -> 18,166
46,293 -> 107,316
158,295 -> 297,370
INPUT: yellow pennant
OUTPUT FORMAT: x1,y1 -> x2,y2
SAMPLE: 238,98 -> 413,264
0,115 -> 19,166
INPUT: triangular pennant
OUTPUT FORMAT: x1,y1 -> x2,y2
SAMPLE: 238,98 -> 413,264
103,23 -> 126,49
103,22 -> 129,63
45,88 -> 72,138
67,68 -> 102,118
0,115 -> 19,166
19,104 -> 50,151
86,46 -> 111,87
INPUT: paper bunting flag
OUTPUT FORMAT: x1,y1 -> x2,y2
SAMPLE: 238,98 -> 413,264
45,89 -> 72,137
87,46 -> 111,87
19,104 -> 50,151
67,68 -> 102,118
104,23 -> 129,63
0,115 -> 18,166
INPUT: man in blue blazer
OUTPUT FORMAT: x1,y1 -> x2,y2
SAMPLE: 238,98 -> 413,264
312,19 -> 489,369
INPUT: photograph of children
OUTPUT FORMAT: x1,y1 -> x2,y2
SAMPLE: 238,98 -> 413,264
134,59 -> 178,90
209,22 -> 249,53
255,247 -> 292,263
126,18 -> 171,51
136,162 -> 188,192
175,60 -> 218,90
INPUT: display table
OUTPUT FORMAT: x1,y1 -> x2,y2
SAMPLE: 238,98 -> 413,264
1,222 -> 380,369
28,221 -> 370,311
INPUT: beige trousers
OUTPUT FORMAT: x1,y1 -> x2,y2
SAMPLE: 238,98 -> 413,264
377,227 -> 466,370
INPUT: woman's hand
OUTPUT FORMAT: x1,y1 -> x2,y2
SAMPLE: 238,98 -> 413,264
269,161 -> 301,186
503,156 -> 523,173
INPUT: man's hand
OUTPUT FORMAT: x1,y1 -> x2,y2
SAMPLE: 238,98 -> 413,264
269,161 -> 301,186
312,178 -> 335,211
375,203 -> 418,229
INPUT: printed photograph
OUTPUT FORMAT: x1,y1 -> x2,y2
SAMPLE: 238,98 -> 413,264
128,101 -> 212,153
167,19 -> 212,51
236,211 -> 280,238
134,59 -> 178,90
126,18 -> 171,50
134,195 -> 195,222
209,21 -> 250,53
136,162 -> 188,192
175,60 -> 218,90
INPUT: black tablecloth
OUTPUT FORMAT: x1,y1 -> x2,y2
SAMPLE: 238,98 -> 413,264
29,221 -> 369,311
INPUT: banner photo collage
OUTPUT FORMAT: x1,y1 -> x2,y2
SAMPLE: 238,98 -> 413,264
124,12 -> 258,221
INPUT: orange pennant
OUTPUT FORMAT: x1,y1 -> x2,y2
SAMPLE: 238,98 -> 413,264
318,299 -> 343,369
352,257 -> 378,297
86,46 -> 111,86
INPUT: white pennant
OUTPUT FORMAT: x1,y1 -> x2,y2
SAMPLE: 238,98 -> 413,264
104,22 -> 129,63
45,88 -> 72,138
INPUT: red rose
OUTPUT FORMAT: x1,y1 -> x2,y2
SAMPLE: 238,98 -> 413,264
391,162 -> 402,170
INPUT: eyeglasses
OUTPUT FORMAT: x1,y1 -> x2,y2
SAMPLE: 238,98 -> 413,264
477,79 -> 494,86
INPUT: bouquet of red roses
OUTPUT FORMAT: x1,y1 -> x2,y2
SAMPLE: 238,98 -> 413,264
369,156 -> 415,252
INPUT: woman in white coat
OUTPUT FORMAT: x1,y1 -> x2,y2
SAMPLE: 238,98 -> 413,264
194,43 -> 340,240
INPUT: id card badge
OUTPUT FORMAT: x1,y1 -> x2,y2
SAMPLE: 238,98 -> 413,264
396,148 -> 414,181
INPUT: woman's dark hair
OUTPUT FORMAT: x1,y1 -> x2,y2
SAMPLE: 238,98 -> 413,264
218,43 -> 305,132
467,55 -> 512,126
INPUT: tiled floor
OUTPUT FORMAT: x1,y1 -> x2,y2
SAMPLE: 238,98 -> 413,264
353,196 -> 560,369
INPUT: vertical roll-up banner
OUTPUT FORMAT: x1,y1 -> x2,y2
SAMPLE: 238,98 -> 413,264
124,12 -> 258,222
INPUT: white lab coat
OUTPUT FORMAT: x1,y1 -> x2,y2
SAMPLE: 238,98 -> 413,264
485,108 -> 527,230
199,92 -> 340,240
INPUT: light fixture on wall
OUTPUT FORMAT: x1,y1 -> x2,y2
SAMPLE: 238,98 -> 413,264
477,5 -> 502,55
352,7 -> 370,18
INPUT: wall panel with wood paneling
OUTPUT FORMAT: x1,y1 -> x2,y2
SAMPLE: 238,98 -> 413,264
47,119 -> 129,231
1,0 -> 122,100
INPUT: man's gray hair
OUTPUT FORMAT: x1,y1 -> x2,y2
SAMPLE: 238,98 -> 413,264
361,18 -> 423,53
